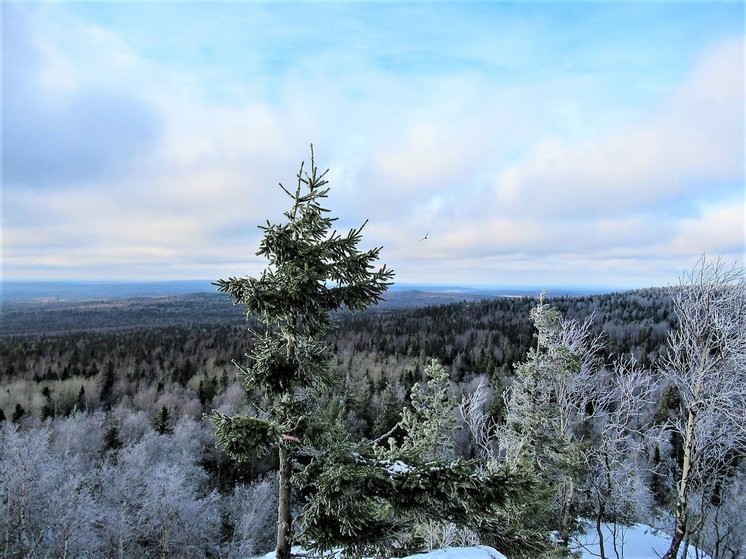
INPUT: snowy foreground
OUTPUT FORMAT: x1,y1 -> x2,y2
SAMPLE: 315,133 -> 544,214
256,523 -> 710,559
571,522 -> 710,559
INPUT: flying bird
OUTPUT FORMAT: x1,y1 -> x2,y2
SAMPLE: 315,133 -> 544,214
419,231 -> 429,242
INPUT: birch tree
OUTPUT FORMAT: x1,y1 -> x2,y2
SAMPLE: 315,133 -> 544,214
661,256 -> 746,559
582,359 -> 660,559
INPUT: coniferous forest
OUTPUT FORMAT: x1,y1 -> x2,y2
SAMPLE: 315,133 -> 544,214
2,279 -> 744,558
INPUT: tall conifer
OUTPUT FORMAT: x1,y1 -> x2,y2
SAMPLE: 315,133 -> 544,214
209,146 -> 393,559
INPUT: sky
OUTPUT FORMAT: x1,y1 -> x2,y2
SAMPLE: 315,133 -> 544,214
2,1 -> 744,289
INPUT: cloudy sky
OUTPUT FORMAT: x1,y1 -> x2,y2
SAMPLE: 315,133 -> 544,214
2,1 -> 744,289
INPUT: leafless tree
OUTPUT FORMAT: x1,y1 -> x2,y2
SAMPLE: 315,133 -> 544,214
660,256 -> 746,559
582,358 -> 661,559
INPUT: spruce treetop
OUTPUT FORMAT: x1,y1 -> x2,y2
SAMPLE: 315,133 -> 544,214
215,145 -> 393,340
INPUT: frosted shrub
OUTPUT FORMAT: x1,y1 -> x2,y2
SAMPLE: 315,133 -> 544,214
414,520 -> 481,551
224,476 -> 279,558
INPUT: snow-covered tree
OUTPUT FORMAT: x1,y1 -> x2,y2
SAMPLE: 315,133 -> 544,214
0,424 -> 102,559
695,465 -> 746,558
582,358 -> 661,559
209,146 -> 393,559
97,421 -> 221,559
297,358 -> 549,559
222,476 -> 279,559
660,256 -> 746,559
398,359 -> 458,460
500,294 -> 604,547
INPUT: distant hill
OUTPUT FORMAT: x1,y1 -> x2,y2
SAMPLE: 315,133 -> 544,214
0,280 -> 216,302
1,280 -> 613,304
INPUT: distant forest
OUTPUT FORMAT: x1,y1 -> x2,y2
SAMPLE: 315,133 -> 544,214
1,288 -> 674,429
4,287 -> 713,559
0,288 -> 674,473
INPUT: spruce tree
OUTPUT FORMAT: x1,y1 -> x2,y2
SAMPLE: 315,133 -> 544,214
209,146 -> 394,559
501,294 -> 603,548
154,405 -> 173,435
297,358 -> 548,559
398,359 -> 457,460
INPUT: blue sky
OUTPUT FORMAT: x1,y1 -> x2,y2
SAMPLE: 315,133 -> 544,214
2,1 -> 744,289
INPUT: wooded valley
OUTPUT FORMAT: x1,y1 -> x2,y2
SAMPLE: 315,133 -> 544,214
0,285 -> 743,558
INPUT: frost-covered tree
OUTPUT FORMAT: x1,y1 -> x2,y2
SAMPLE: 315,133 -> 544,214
97,421 -> 221,559
500,294 -> 604,547
582,359 -> 661,559
398,359 -> 457,460
209,146 -> 393,559
660,257 -> 746,559
297,358 -> 548,559
0,424 -> 101,559
695,465 -> 746,558
222,476 -> 279,559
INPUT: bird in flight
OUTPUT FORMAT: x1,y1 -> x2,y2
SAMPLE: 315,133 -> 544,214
419,231 -> 429,242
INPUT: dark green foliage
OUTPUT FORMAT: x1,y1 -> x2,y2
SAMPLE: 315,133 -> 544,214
103,418 -> 123,452
41,386 -> 55,420
198,375 -> 218,405
211,413 -> 280,461
154,405 -> 173,435
213,146 -> 393,395
99,360 -> 116,409
208,146 -> 394,559
296,358 -> 554,558
12,403 -> 25,423
77,384 -> 87,412
297,442 -> 545,558
372,382 -> 404,438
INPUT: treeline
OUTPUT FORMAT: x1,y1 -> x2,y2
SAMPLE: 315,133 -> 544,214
0,292 -> 245,336
0,288 -> 673,429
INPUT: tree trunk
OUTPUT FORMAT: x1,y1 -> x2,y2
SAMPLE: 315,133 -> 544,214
663,406 -> 697,559
277,444 -> 293,559
596,512 -> 606,559
559,478 -> 575,547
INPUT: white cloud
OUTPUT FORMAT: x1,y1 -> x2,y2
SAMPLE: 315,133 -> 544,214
490,36 -> 743,220
2,3 -> 742,286
668,200 -> 745,257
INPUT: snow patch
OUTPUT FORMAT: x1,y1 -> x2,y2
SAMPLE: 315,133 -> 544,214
404,545 -> 507,559
255,547 -> 506,559
387,459 -> 411,474
572,521 -> 712,559
253,523 -> 711,559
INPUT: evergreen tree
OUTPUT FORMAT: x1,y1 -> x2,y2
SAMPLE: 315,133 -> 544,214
398,359 -> 457,460
501,294 -> 604,548
41,386 -> 55,421
76,384 -> 87,412
371,382 -> 403,440
209,146 -> 394,559
298,358 -> 548,559
103,417 -> 123,453
12,403 -> 25,423
154,405 -> 173,435
99,360 -> 116,409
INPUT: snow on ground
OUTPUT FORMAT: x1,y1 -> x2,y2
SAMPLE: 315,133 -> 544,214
404,546 -> 506,559
256,548 -> 506,559
572,521 -> 711,559
255,523 -> 710,559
